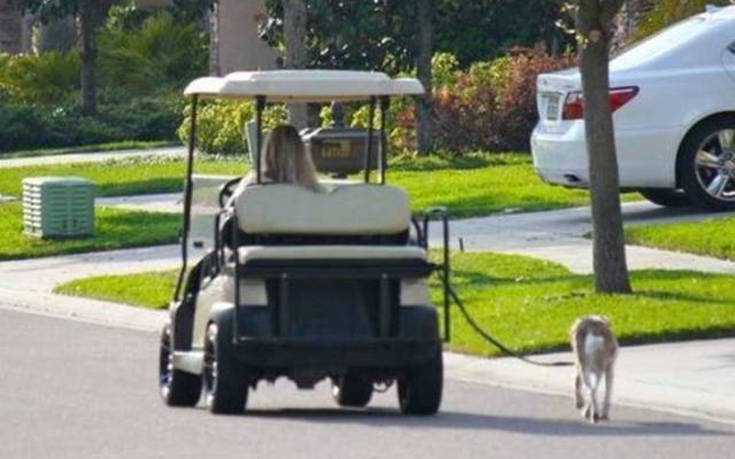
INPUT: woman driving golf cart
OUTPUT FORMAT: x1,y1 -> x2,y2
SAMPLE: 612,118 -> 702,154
159,70 -> 449,416
237,124 -> 324,194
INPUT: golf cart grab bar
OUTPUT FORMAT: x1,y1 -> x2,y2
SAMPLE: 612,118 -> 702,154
423,207 -> 451,343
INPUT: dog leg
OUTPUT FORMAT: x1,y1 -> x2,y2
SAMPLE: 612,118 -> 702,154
601,363 -> 614,421
574,371 -> 584,409
590,384 -> 600,423
584,371 -> 601,423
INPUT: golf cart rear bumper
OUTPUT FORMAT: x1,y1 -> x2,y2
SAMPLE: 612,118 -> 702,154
229,338 -> 440,367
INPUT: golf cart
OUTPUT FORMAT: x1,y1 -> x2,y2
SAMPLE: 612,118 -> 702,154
159,70 -> 450,415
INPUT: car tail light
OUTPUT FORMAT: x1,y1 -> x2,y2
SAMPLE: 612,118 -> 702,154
562,92 -> 584,120
562,86 -> 639,120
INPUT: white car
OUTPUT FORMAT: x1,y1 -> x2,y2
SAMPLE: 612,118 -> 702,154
532,5 -> 735,210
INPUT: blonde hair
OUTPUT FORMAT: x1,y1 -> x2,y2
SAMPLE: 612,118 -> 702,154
249,124 -> 322,192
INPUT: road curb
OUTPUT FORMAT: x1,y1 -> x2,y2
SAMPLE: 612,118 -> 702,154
0,287 -> 165,332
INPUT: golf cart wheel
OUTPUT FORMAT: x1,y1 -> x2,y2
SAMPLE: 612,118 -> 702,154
398,347 -> 443,415
680,116 -> 735,211
158,323 -> 201,407
203,322 -> 248,414
331,376 -> 373,408
638,189 -> 691,207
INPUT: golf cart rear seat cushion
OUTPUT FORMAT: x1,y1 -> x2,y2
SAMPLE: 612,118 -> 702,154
238,245 -> 427,264
234,184 -> 410,235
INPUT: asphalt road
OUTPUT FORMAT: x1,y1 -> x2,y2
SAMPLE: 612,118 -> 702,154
1,308 -> 733,459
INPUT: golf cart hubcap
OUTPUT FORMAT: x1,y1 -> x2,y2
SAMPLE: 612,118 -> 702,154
695,128 -> 735,201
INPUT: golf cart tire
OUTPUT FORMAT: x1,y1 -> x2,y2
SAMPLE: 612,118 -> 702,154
398,347 -> 443,415
159,323 -> 201,407
332,376 -> 373,408
204,321 -> 248,415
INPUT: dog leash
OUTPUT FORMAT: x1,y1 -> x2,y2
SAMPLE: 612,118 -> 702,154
447,284 -> 573,367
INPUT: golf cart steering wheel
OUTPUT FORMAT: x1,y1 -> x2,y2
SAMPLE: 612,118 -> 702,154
218,177 -> 244,208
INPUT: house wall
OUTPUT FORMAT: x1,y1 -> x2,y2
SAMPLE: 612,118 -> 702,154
211,0 -> 279,75
0,0 -> 23,54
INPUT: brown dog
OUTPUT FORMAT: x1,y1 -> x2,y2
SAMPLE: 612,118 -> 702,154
570,316 -> 618,423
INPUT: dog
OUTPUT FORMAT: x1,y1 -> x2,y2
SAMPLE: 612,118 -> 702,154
570,315 -> 618,423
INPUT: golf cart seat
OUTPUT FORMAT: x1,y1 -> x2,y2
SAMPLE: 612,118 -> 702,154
229,182 -> 433,303
231,183 -> 416,248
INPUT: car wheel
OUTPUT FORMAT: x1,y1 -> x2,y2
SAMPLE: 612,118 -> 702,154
680,117 -> 735,211
638,189 -> 691,207
203,322 -> 248,414
398,347 -> 443,415
159,323 -> 201,407
331,375 -> 373,408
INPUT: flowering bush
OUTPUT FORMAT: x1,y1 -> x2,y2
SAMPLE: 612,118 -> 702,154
416,49 -> 576,153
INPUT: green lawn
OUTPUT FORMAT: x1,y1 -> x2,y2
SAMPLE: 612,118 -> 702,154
0,202 -> 179,261
0,155 -> 248,198
626,217 -> 735,261
0,152 -> 637,218
54,252 -> 735,356
55,270 -> 178,309
391,156 -> 587,218
0,140 -> 180,159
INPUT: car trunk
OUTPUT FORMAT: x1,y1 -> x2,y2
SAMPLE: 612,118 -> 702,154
536,69 -> 581,134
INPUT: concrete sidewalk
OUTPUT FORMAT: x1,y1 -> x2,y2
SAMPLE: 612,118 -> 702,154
447,341 -> 735,424
0,245 -> 182,293
0,146 -> 184,168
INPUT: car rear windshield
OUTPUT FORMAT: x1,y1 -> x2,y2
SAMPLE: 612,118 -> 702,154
611,16 -> 710,69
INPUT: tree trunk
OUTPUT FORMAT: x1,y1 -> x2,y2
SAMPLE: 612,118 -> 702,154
577,0 -> 631,294
208,3 -> 221,75
415,0 -> 433,154
79,5 -> 98,115
283,0 -> 308,129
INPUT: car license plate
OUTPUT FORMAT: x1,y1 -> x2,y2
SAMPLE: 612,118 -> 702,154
544,93 -> 560,120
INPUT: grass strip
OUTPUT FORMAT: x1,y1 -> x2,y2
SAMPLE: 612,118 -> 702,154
54,252 -> 735,355
626,217 -> 735,261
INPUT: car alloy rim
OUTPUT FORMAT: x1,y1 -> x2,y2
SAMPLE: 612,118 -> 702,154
695,128 -> 735,201
203,325 -> 218,405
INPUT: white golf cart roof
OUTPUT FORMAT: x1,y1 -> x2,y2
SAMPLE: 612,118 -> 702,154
183,70 -> 424,102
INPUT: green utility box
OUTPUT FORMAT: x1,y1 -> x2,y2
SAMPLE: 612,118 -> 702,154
22,177 -> 95,238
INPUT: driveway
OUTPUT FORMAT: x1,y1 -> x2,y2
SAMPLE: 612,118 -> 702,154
428,201 -> 735,273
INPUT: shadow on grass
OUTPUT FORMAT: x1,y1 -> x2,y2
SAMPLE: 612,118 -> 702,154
97,178 -> 183,197
634,290 -> 735,306
390,152 -> 529,172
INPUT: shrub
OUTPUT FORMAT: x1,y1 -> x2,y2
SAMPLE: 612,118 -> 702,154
494,49 -> 576,151
0,93 -> 184,153
98,11 -> 208,95
0,51 -> 80,104
174,50 -> 574,156
177,100 -> 288,155
410,49 -> 575,153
